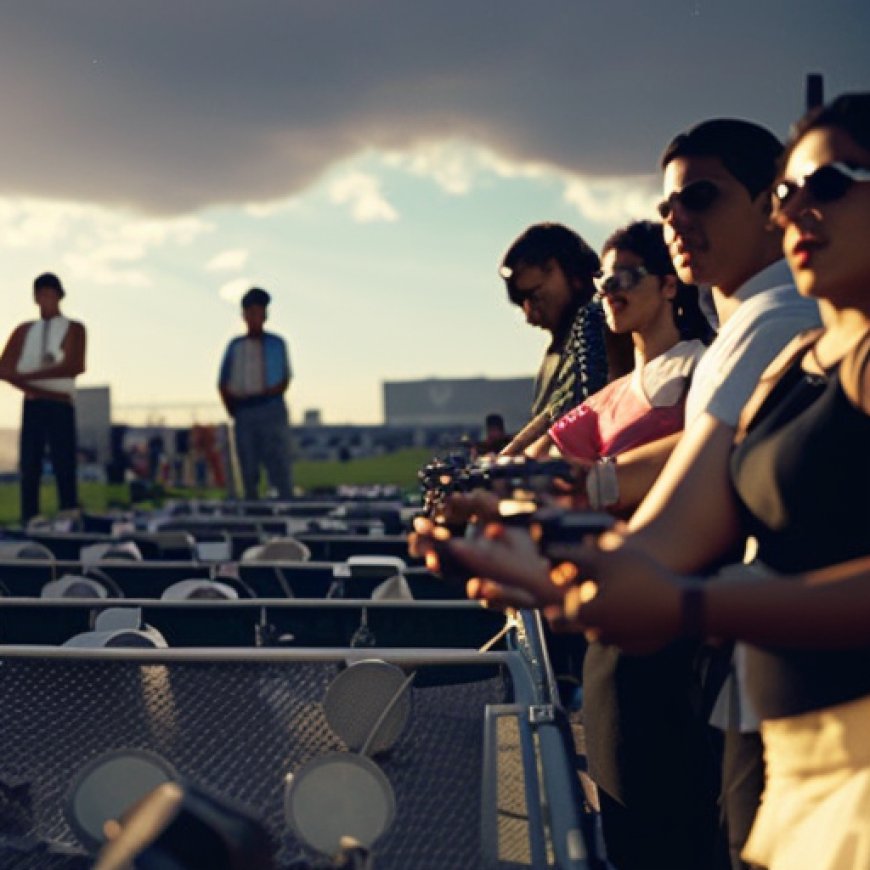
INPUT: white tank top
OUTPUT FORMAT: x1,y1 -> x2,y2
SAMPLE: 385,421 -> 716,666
17,316 -> 76,396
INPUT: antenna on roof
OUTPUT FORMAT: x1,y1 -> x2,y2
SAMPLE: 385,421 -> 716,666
806,73 -> 824,111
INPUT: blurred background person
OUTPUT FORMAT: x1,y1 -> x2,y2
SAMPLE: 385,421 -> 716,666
218,287 -> 293,500
0,272 -> 86,523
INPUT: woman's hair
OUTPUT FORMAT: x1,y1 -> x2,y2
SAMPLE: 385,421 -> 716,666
602,220 -> 715,345
783,92 -> 870,163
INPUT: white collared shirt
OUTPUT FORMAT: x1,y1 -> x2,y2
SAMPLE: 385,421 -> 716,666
684,260 -> 821,427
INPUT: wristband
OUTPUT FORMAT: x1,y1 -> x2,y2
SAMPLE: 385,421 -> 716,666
586,457 -> 619,509
680,584 -> 706,639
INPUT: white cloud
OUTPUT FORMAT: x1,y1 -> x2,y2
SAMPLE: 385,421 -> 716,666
243,197 -> 302,218
62,248 -> 151,288
205,248 -> 250,272
562,176 -> 661,225
218,276 -> 253,304
327,171 -> 399,223
0,199 -> 89,247
384,141 -> 659,226
0,197 -> 213,286
384,141 -> 548,195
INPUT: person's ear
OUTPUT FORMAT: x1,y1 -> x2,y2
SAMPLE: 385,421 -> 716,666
660,274 -> 678,301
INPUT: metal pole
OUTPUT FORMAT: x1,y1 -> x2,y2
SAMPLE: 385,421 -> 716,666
806,73 -> 824,111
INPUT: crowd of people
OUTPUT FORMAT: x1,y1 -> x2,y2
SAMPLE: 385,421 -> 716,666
414,92 -> 870,870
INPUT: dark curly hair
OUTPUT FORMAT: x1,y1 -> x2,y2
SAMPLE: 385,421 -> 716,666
499,222 -> 601,308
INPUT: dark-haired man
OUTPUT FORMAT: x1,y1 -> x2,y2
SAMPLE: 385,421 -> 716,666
581,120 -> 822,870
218,287 -> 293,500
0,273 -> 87,523
498,223 -> 622,454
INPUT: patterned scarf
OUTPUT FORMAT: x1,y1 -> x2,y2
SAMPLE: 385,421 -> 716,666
534,300 -> 608,423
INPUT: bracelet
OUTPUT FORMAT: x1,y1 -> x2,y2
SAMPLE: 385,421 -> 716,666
680,584 -> 706,639
585,457 -> 619,509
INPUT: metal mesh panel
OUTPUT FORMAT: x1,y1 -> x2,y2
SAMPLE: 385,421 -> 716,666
0,658 -> 507,869
496,715 -> 532,865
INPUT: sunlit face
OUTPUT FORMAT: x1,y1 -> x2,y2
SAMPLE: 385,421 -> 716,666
243,303 -> 267,335
510,259 -> 577,333
776,126 -> 870,309
599,249 -> 675,336
661,155 -> 774,295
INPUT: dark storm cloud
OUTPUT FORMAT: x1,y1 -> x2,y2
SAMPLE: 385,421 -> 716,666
0,0 -> 866,213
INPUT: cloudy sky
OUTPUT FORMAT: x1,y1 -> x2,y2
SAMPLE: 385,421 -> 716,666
0,0 -> 867,429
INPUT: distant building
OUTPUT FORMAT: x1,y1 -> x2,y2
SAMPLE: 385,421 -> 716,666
303,409 -> 322,427
383,377 -> 533,432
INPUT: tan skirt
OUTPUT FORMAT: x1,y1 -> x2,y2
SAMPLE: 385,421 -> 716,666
743,693 -> 870,870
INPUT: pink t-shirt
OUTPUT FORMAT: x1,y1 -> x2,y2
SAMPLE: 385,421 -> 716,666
549,340 -> 706,462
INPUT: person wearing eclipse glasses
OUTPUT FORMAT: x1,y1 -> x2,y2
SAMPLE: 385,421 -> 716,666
524,220 -> 715,496
431,118 -> 823,870
446,93 -> 870,870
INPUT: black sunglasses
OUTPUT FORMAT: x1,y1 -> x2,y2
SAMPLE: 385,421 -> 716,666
656,180 -> 720,220
598,266 -> 651,296
772,162 -> 870,216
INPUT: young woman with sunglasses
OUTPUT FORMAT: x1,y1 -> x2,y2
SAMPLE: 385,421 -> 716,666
526,221 -> 715,511
447,93 -> 870,870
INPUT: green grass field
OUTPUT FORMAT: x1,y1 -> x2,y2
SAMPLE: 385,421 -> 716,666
0,447 -> 431,526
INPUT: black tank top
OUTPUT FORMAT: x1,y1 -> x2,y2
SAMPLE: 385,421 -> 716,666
730,334 -> 870,719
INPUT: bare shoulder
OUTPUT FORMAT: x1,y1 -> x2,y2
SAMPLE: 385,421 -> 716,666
2,322 -> 30,348
839,330 -> 870,414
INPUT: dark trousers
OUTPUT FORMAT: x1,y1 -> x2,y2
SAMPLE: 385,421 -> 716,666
584,642 -> 726,870
20,399 -> 78,523
720,729 -> 766,870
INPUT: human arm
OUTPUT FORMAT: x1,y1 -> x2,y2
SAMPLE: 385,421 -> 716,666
555,542 -> 870,654
621,413 -> 743,571
500,411 -> 551,456
260,377 -> 289,399
218,385 -> 237,417
524,432 -> 556,459
604,431 -> 682,513
442,417 -> 741,605
0,324 -> 26,382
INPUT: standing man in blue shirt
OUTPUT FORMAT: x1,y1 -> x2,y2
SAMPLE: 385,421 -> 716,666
218,287 -> 293,500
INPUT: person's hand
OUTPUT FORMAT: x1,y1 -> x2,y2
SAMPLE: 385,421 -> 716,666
443,524 -> 565,610
408,490 -> 502,560
408,515 -> 449,563
543,536 -> 689,654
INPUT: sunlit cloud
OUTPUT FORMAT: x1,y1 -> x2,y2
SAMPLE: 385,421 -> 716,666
243,197 -> 303,218
0,198 -> 213,287
562,176 -> 660,225
327,171 -> 398,223
0,198 -> 90,248
384,141 -> 548,195
63,245 -> 151,288
205,248 -> 250,272
384,141 -> 660,226
218,276 -> 254,304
